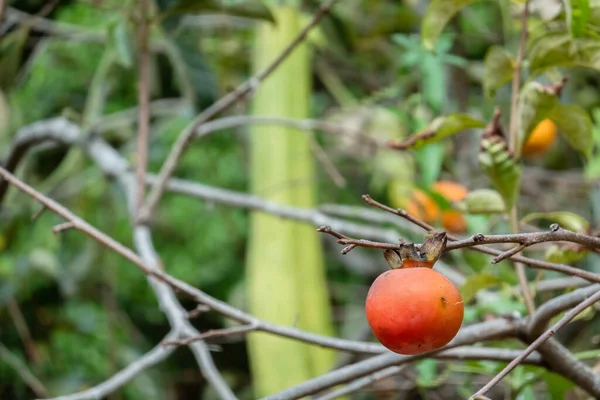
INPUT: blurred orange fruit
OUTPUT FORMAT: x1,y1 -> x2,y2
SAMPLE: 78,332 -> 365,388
522,118 -> 557,157
406,181 -> 469,233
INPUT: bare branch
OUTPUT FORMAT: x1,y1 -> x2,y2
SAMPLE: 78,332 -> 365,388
317,346 -> 545,400
472,289 -> 600,398
317,224 -> 600,284
310,138 -> 347,187
313,365 -> 408,400
7,117 -> 600,399
492,243 -> 527,264
528,284 -> 599,337
6,297 -> 38,364
534,338 -> 600,397
52,221 -> 75,233
140,0 -> 341,220
262,319 -> 521,400
0,165 -> 384,355
39,331 -> 179,400
446,229 -> 600,253
162,324 -> 258,347
187,304 -> 211,319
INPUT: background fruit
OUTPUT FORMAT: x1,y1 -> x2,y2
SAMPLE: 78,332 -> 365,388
522,118 -> 557,156
406,181 -> 469,233
365,267 -> 464,355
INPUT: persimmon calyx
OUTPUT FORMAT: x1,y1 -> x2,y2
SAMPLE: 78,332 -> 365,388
383,232 -> 447,269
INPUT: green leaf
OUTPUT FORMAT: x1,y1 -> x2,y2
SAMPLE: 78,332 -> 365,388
518,81 -> 561,147
107,18 -> 133,68
544,371 -> 576,400
566,0 -> 591,38
161,0 -> 275,23
521,211 -> 590,232
550,104 -> 594,159
483,46 -> 515,97
462,250 -> 493,273
528,30 -> 600,77
421,0 -> 484,49
479,135 -> 522,209
416,142 -> 445,187
455,188 -> 506,214
545,245 -> 589,264
410,114 -> 485,150
460,273 -> 503,303
416,359 -> 438,387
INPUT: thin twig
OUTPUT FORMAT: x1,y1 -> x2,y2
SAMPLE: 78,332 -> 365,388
471,289 -> 600,398
136,0 -> 151,218
187,304 -> 210,319
162,324 -> 257,347
492,243 -> 527,264
359,195 -> 600,283
52,221 -> 75,233
0,342 -> 48,398
318,224 -> 600,283
528,284 -> 599,338
139,0 -> 340,221
6,297 -> 38,364
310,138 -> 346,187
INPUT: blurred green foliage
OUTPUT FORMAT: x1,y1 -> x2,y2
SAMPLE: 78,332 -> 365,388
3,0 -> 600,399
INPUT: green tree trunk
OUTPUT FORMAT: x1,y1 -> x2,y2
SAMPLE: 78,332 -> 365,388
246,5 -> 336,397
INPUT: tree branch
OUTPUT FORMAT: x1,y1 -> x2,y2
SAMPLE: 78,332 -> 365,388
162,324 -> 258,347
318,224 -> 600,283
471,289 -> 600,398
315,346 -> 545,400
528,284 -> 599,338
262,319 -> 521,400
0,164 -> 384,355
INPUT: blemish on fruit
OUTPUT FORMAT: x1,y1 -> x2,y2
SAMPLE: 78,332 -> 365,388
441,296 -> 447,307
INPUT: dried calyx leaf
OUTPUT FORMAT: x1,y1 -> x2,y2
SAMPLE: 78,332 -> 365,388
383,232 -> 447,269
384,249 -> 403,269
420,232 -> 448,262
541,76 -> 568,97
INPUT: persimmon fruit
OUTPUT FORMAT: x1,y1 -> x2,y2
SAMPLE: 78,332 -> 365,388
365,266 -> 464,355
406,180 -> 469,233
522,118 -> 557,156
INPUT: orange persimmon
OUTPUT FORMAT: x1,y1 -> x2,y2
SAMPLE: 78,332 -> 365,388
406,181 -> 469,233
365,267 -> 464,355
522,119 -> 557,157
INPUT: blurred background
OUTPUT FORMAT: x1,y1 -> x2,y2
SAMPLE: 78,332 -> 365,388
2,0 -> 600,399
